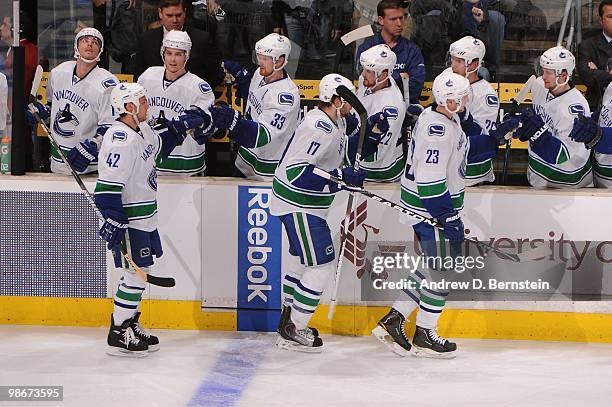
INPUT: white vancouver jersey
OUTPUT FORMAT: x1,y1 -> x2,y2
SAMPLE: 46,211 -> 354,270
528,78 -> 592,188
401,107 -> 468,222
270,108 -> 347,217
595,83 -> 612,187
235,69 -> 301,181
46,61 -> 118,174
465,77 -> 499,185
96,121 -> 162,232
357,76 -> 406,182
138,67 -> 214,176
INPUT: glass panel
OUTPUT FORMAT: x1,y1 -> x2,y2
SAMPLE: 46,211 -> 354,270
0,2 -> 13,174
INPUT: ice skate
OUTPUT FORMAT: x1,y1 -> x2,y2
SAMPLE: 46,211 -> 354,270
106,315 -> 149,357
130,311 -> 160,352
277,320 -> 323,353
371,308 -> 412,357
412,326 -> 457,359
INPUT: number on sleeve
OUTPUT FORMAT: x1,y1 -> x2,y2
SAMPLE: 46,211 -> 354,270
307,141 -> 321,155
425,149 -> 439,164
271,113 -> 286,130
105,153 -> 120,168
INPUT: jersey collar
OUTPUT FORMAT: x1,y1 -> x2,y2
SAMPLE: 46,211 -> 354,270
72,64 -> 97,86
162,70 -> 188,90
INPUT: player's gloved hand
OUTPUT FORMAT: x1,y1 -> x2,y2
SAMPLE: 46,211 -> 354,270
67,139 -> 99,172
209,104 -> 240,132
489,115 -> 521,145
514,107 -> 549,142
222,60 -> 251,86
25,101 -> 50,126
569,114 -> 602,149
345,112 -> 360,138
438,211 -> 465,242
99,214 -> 128,250
366,112 -> 390,144
406,103 -> 424,119
184,105 -> 214,134
168,111 -> 208,137
330,166 -> 367,190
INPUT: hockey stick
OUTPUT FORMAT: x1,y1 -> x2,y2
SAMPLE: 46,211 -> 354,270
326,85 -> 369,319
313,167 -> 522,263
26,73 -> 175,288
501,74 -> 536,185
333,24 -> 375,73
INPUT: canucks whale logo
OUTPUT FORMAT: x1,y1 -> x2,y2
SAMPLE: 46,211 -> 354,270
147,169 -> 158,191
52,104 -> 80,138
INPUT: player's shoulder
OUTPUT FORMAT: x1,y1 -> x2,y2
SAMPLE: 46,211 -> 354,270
88,67 -> 119,92
472,79 -> 499,107
562,88 -> 589,116
104,123 -> 138,147
182,72 -> 213,96
52,61 -> 76,75
302,109 -> 335,135
140,66 -> 164,82
266,78 -> 300,109
417,108 -> 455,139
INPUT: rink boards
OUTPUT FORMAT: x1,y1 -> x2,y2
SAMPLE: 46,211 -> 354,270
1,175 -> 612,342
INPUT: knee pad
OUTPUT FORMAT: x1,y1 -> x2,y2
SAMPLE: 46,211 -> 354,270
299,262 -> 336,294
120,266 -> 148,290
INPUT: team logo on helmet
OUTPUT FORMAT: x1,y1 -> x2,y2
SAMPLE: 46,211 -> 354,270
445,80 -> 454,87
559,51 -> 566,58
53,104 -> 80,138
381,51 -> 388,58
334,76 -> 342,83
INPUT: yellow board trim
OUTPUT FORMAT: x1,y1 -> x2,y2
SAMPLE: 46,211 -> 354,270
2,296 -> 611,343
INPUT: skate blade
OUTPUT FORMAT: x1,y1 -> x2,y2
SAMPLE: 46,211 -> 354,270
275,337 -> 323,354
412,346 -> 456,359
106,346 -> 149,358
147,344 -> 160,352
371,326 -> 412,357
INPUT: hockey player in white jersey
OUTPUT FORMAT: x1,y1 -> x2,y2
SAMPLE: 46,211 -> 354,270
447,36 -> 520,185
356,44 -> 407,182
372,71 -> 470,358
25,27 -> 118,174
568,80 -> 612,187
270,74 -> 389,352
95,83 -> 212,357
513,46 -> 593,188
209,33 -> 300,180
138,30 -> 213,176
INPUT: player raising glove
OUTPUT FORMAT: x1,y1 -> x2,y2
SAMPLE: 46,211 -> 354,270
569,114 -> 604,150
328,166 -> 368,191
222,60 -> 252,100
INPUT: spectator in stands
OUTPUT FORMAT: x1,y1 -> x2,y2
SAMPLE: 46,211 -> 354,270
462,1 -> 505,79
577,0 -> 612,109
356,0 -> 425,104
132,0 -> 223,87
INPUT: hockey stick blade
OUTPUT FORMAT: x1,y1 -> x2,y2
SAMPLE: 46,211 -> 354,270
29,65 -> 43,104
30,108 -> 175,288
341,24 -> 374,46
336,85 -> 367,115
314,168 -> 521,263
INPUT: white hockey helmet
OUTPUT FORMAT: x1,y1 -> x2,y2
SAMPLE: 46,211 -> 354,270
432,71 -> 471,114
319,73 -> 355,103
111,83 -> 147,121
539,46 -> 575,86
359,44 -> 396,84
448,36 -> 485,76
160,30 -> 192,61
254,33 -> 291,71
74,27 -> 104,63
